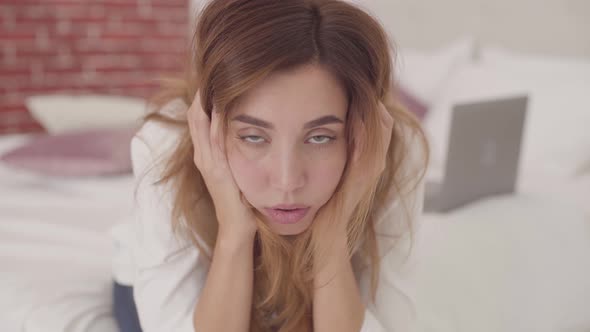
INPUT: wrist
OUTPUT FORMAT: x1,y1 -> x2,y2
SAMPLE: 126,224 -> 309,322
216,226 -> 256,253
313,236 -> 351,287
314,231 -> 349,266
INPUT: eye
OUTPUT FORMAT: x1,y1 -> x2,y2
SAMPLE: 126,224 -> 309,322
307,135 -> 335,144
239,135 -> 266,144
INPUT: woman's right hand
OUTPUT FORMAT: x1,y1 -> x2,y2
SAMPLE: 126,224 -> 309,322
186,92 -> 259,243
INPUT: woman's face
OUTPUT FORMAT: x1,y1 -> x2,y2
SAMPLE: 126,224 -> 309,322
226,64 -> 348,235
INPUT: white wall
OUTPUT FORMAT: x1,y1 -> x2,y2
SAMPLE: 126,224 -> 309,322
190,0 -> 590,57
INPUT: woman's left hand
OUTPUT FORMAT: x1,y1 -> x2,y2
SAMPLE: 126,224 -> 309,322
314,101 -> 395,239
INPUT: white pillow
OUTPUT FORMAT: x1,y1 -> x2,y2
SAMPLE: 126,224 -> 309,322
480,47 -> 590,178
423,52 -> 590,187
481,46 -> 590,75
26,95 -> 147,134
521,77 -> 590,179
395,36 -> 477,106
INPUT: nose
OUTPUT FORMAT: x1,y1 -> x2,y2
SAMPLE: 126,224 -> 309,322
269,148 -> 306,194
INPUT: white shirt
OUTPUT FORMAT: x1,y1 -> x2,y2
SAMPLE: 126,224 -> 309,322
109,100 -> 426,332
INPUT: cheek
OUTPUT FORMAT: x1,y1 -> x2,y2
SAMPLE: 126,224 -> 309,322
226,143 -> 265,198
308,145 -> 348,200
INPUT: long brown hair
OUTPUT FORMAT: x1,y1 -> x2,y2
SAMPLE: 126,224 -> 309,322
138,0 -> 428,331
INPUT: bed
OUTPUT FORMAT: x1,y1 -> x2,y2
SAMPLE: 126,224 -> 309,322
0,133 -> 132,332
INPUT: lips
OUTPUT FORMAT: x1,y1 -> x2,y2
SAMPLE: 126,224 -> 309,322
270,204 -> 308,210
263,206 -> 310,225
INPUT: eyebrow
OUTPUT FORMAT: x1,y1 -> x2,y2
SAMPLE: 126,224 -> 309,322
231,114 -> 344,130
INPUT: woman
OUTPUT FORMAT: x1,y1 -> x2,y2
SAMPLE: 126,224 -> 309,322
110,0 -> 429,331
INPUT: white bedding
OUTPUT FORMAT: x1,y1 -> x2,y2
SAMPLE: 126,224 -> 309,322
0,134 -> 133,332
414,193 -> 590,332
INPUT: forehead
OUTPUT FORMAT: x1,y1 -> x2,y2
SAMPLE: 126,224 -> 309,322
232,64 -> 348,124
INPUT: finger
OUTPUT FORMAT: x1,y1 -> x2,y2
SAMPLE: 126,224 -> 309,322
188,95 -> 212,167
378,104 -> 394,172
186,99 -> 201,165
209,110 -> 226,169
377,104 -> 393,143
378,102 -> 394,128
352,119 -> 366,164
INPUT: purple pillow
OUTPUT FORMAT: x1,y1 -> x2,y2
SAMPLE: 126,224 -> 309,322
0,127 -> 136,177
398,87 -> 429,121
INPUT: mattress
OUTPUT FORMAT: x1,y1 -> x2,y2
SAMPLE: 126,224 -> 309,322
0,133 -> 134,332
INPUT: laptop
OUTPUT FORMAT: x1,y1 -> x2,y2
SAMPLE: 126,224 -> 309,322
424,95 -> 528,213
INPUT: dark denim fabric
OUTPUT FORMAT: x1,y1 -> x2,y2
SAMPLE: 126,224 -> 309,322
112,281 -> 142,332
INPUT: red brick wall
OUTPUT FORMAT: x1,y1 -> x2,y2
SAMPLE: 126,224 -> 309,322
0,0 -> 191,134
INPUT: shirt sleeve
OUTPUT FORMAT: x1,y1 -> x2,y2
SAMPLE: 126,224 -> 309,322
358,134 -> 427,332
130,119 -> 210,332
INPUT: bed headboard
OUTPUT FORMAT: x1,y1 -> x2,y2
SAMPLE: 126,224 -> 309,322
349,0 -> 590,58
0,0 -> 191,135
191,0 -> 590,58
